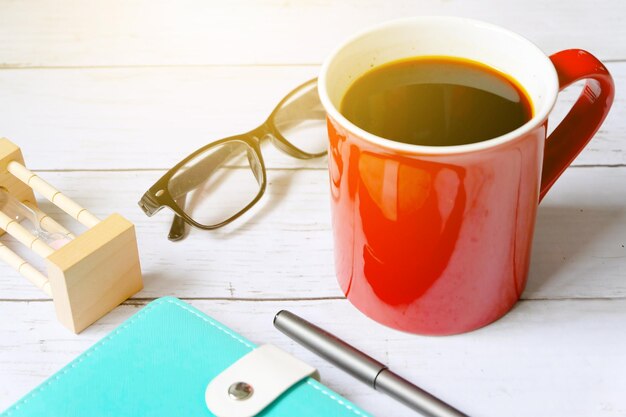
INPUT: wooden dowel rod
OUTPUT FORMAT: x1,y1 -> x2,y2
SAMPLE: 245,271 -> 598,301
22,201 -> 76,239
0,210 -> 55,258
0,241 -> 52,296
7,161 -> 100,228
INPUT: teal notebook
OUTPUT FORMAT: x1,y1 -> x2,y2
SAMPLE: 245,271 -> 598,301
2,297 -> 371,417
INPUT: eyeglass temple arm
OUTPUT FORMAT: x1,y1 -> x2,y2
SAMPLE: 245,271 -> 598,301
168,195 -> 187,241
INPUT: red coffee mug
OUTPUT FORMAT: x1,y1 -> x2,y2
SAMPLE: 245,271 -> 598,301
317,17 -> 614,335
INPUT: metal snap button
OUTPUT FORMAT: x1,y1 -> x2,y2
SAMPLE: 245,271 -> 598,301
228,382 -> 254,401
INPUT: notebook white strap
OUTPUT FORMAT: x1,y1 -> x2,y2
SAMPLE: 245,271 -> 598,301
205,344 -> 319,417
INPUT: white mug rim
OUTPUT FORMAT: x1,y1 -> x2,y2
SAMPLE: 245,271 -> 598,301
317,16 -> 560,155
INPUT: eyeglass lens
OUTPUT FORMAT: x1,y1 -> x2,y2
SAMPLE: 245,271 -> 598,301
271,80 -> 328,155
167,140 -> 264,227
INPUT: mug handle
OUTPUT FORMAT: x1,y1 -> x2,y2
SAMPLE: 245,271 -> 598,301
539,49 -> 615,201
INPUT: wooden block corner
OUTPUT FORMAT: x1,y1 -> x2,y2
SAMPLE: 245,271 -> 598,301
45,213 -> 143,333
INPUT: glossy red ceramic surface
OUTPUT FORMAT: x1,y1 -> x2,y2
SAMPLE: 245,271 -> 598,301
327,49 -> 614,335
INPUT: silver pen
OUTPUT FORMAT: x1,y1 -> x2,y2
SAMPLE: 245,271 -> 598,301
274,310 -> 469,417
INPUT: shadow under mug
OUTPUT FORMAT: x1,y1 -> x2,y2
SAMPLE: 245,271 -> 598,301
317,17 -> 614,335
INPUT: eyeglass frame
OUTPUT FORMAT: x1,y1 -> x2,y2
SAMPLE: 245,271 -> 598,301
138,78 -> 326,232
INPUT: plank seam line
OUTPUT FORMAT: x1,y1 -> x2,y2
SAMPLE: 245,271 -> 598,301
0,58 -> 623,70
28,164 -> 626,174
0,63 -> 322,70
32,167 -> 329,172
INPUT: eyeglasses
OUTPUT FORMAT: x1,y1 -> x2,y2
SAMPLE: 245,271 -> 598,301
138,78 -> 327,241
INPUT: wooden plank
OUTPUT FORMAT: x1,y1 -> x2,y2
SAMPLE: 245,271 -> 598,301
1,298 -> 625,416
0,66 -> 321,170
0,64 -> 624,170
0,166 -> 624,301
0,0 -> 624,67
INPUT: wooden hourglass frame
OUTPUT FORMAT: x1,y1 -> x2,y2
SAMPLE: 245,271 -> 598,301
0,139 -> 143,333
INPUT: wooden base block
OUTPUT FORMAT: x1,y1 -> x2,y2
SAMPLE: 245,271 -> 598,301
0,139 -> 38,237
46,213 -> 143,333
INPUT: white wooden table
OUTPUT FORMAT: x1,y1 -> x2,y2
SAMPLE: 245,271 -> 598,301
1,2 -> 625,416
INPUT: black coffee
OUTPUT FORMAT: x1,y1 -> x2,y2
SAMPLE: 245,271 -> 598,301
340,56 -> 532,146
